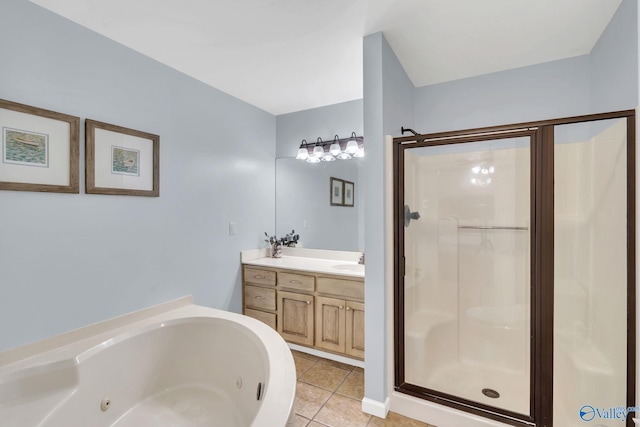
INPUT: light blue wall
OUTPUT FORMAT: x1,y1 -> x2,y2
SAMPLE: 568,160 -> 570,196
0,0 -> 276,352
362,32 -> 415,406
414,55 -> 592,133
589,0 -> 638,112
363,33 -> 386,405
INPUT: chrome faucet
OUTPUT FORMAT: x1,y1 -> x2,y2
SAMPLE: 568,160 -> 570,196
358,253 -> 365,265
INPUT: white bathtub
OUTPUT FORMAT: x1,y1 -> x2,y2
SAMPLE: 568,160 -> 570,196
0,304 -> 296,427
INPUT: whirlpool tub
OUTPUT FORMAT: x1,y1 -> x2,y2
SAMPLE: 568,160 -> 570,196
0,303 -> 296,426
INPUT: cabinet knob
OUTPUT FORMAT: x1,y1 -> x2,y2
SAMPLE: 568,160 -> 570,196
290,280 -> 302,284
339,306 -> 344,310
254,295 -> 265,300
254,275 -> 264,279
346,307 -> 351,311
306,301 -> 311,305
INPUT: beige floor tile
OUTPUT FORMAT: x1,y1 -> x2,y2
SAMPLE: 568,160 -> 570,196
367,411 -> 431,427
294,354 -> 317,378
292,350 -> 322,362
314,394 -> 371,427
293,414 -> 311,426
316,357 -> 356,371
353,366 -> 364,374
307,422 -> 327,427
299,362 -> 351,392
336,370 -> 364,400
294,381 -> 333,419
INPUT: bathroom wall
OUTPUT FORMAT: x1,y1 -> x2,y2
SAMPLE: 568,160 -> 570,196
589,0 -> 638,113
275,100 -> 364,250
363,31 -> 415,410
414,55 -> 592,133
0,0 -> 275,352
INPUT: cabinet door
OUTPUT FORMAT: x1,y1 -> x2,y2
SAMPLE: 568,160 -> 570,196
278,291 -> 314,346
315,296 -> 346,353
346,300 -> 365,359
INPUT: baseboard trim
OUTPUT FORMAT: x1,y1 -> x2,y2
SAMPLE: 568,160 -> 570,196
362,397 -> 390,418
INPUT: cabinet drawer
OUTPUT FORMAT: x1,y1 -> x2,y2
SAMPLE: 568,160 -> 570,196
317,277 -> 364,300
278,271 -> 315,292
245,308 -> 276,330
244,267 -> 276,286
245,285 -> 276,311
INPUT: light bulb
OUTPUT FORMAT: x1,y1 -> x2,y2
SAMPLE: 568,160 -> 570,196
313,145 -> 324,158
337,152 -> 351,160
329,141 -> 341,156
353,146 -> 365,158
345,139 -> 358,154
296,147 -> 309,160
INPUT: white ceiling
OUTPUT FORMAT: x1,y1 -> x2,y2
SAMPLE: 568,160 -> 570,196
31,0 -> 622,115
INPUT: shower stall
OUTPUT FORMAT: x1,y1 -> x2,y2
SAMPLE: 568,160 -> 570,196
393,112 -> 635,427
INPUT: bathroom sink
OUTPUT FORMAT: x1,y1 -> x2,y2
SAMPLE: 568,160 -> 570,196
332,264 -> 365,273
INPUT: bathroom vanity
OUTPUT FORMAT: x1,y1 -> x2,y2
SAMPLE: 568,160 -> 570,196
241,249 -> 364,360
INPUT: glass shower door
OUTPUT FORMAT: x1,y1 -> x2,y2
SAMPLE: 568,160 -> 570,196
402,135 -> 532,417
553,118 -> 630,427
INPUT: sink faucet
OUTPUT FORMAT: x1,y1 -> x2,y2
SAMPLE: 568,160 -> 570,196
358,253 -> 365,265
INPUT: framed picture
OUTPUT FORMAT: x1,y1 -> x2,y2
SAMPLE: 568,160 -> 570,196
343,180 -> 354,207
86,119 -> 159,197
330,177 -> 344,206
0,98 -> 79,193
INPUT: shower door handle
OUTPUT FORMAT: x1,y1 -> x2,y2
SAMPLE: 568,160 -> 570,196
404,205 -> 420,228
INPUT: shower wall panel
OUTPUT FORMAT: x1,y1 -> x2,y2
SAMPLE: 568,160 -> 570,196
554,118 -> 628,427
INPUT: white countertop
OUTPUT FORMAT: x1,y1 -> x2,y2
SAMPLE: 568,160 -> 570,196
241,248 -> 364,279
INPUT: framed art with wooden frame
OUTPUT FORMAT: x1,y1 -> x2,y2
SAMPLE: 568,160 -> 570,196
86,119 -> 159,197
343,180 -> 354,207
330,177 -> 344,206
0,98 -> 79,193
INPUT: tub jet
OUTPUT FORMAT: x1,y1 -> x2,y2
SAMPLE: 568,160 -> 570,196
100,398 -> 111,411
482,388 -> 500,399
256,382 -> 264,401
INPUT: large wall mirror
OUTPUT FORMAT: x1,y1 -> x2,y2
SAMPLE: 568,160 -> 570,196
275,157 -> 364,251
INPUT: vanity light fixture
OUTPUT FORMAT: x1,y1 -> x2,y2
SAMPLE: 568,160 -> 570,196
296,132 -> 364,162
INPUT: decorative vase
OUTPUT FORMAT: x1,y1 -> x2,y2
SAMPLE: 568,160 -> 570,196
271,242 -> 283,258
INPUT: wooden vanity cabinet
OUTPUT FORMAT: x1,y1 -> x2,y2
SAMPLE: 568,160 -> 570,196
315,277 -> 365,357
242,264 -> 364,360
278,290 -> 314,346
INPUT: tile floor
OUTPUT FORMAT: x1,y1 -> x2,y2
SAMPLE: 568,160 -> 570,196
291,350 -> 436,427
